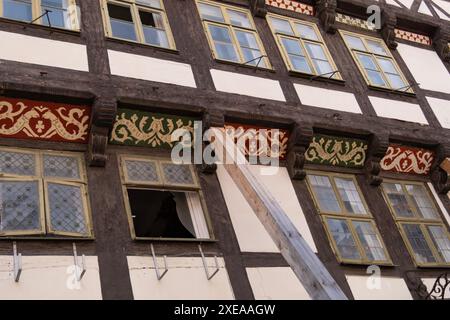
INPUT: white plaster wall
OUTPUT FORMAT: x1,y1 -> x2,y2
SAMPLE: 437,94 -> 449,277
422,278 -> 450,299
127,256 -> 234,300
346,275 -> 412,300
426,97 -> 450,129
369,96 -> 428,124
246,267 -> 310,300
294,84 -> 362,114
0,31 -> 88,71
0,255 -> 102,300
397,43 -> 450,94
216,165 -> 317,253
108,50 -> 197,88
210,69 -> 286,101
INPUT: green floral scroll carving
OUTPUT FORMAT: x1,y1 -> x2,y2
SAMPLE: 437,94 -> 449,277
110,108 -> 195,148
305,135 -> 368,168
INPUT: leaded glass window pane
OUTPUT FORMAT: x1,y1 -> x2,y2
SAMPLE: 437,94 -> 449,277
405,184 -> 439,220
353,221 -> 386,261
161,163 -> 194,186
139,10 -> 169,48
334,178 -> 367,214
294,23 -> 318,41
41,0 -> 70,29
344,35 -> 366,51
281,38 -> 311,74
198,2 -> 224,22
3,0 -> 32,22
402,224 -> 436,264
366,39 -> 387,55
48,182 -> 87,235
235,30 -> 266,67
0,151 -> 36,176
227,9 -> 251,28
108,3 -> 137,41
427,225 -> 450,263
0,180 -> 41,232
208,24 -> 239,62
125,160 -> 160,183
382,183 -> 415,218
326,218 -> 361,260
269,17 -> 293,35
308,175 -> 340,213
43,154 -> 80,179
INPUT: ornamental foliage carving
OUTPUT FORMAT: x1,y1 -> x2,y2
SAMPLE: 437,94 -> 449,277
305,135 -> 368,168
110,108 -> 195,148
380,145 -> 435,175
0,97 -> 90,143
224,124 -> 289,160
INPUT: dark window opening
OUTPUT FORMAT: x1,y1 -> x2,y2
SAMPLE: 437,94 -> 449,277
127,188 -> 196,239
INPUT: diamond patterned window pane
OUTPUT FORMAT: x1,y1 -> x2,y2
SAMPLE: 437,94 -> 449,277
125,160 -> 159,183
0,181 -> 41,231
43,154 -> 80,179
48,183 -> 87,235
161,163 -> 195,186
0,151 -> 36,176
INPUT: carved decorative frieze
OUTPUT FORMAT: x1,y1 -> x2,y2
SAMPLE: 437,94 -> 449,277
224,123 -> 289,160
110,108 -> 196,148
380,145 -> 435,175
305,134 -> 368,168
265,0 -> 314,16
335,12 -> 375,31
395,29 -> 432,45
0,97 -> 90,143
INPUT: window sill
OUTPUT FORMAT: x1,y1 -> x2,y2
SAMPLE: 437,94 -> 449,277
339,261 -> 396,267
0,236 -> 94,241
288,70 -> 346,85
134,237 -> 218,243
105,36 -> 180,55
213,58 -> 276,73
368,84 -> 416,97
417,264 -> 450,269
0,17 -> 81,37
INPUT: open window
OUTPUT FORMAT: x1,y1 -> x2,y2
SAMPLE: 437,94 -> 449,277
0,0 -> 80,30
0,147 -> 92,238
120,156 -> 211,240
101,0 -> 175,49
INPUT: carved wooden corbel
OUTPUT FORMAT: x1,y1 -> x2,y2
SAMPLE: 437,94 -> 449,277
199,110 -> 225,174
364,132 -> 389,186
88,97 -> 117,167
381,10 -> 398,50
250,0 -> 267,18
315,0 -> 337,34
287,122 -> 314,180
431,144 -> 450,194
433,25 -> 450,63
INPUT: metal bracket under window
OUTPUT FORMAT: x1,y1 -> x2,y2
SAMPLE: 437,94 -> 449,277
198,244 -> 219,281
13,242 -> 22,282
243,55 -> 267,68
151,244 -> 168,281
25,9 -> 53,29
393,82 -> 420,93
310,70 -> 340,81
72,243 -> 86,281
